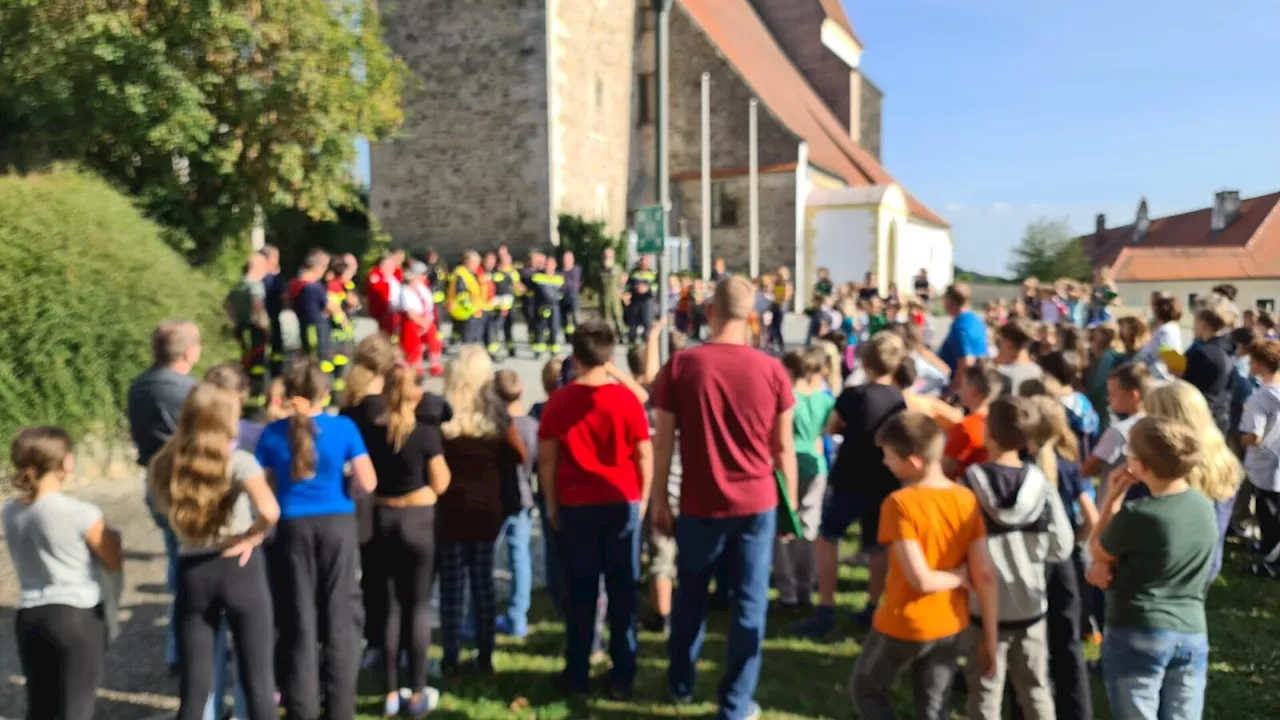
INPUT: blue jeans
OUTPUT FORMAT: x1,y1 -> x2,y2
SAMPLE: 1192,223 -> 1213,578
1102,628 -> 1209,720
559,502 -> 641,691
148,499 -> 180,668
669,510 -> 776,720
499,509 -> 533,635
535,494 -> 565,615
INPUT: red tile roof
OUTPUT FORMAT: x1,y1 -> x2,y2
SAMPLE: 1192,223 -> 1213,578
818,0 -> 862,45
1085,192 -> 1280,282
679,0 -> 947,227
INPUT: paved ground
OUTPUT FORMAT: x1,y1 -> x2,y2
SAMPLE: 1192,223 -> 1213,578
0,311 -> 951,719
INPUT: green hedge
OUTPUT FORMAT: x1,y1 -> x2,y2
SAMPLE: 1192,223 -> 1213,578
0,168 -> 237,444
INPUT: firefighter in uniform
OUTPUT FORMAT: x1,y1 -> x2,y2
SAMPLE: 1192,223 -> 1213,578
479,252 -> 500,357
530,255 -> 565,357
488,253 -> 519,358
447,251 -> 486,344
625,254 -> 658,345
424,248 -> 447,343
291,249 -> 337,385
559,250 -> 583,342
519,251 -> 545,354
226,252 -> 271,412
598,246 -> 625,338
325,258 -> 356,392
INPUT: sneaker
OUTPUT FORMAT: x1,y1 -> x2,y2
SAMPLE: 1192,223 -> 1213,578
791,605 -> 836,638
383,692 -> 401,718
475,657 -> 496,677
406,687 -> 440,719
640,611 -> 668,634
743,702 -> 763,720
495,615 -> 528,639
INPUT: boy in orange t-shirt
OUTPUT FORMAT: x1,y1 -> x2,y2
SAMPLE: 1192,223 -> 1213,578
943,363 -> 1004,479
851,412 -> 999,720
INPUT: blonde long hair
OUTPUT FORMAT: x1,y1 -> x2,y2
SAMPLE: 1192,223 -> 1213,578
149,384 -> 241,541
1144,380 -> 1243,502
441,345 -> 500,440
1023,394 -> 1080,487
383,364 -> 422,451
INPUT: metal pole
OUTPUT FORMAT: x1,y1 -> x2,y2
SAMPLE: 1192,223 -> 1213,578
700,72 -> 711,281
749,97 -> 760,278
656,0 -> 672,359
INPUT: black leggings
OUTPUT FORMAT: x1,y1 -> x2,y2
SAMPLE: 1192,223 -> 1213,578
269,513 -> 363,720
175,551 -> 277,720
15,604 -> 104,720
375,504 -> 437,694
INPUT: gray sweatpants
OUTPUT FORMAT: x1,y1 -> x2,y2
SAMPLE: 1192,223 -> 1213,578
962,621 -> 1055,720
773,473 -> 827,604
850,628 -> 961,720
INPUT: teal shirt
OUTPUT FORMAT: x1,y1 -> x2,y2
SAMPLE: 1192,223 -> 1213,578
793,390 -> 836,481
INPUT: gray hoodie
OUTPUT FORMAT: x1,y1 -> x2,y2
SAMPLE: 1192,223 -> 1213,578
962,462 -> 1073,629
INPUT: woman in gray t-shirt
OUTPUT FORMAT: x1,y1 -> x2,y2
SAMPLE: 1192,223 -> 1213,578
3,427 -> 122,720
148,383 -> 280,720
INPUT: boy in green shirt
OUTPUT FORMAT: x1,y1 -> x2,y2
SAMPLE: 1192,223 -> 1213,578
1087,416 -> 1216,720
776,347 -> 836,610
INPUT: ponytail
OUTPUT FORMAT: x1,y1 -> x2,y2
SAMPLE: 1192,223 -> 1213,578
383,364 -> 420,452
283,357 -> 328,482
8,427 -> 73,502
289,412 -> 317,481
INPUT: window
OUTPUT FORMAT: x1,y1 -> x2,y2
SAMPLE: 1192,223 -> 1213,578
637,73 -> 656,125
711,182 -> 739,228
1188,293 -> 1198,310
1259,299 -> 1276,313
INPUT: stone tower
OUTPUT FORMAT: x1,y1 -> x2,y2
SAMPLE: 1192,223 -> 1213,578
371,0 -> 636,259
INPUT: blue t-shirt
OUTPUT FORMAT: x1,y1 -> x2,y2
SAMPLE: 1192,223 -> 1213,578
256,414 -> 368,519
938,310 -> 988,376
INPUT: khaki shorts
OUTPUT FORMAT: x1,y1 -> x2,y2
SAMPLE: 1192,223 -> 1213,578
649,529 -> 678,581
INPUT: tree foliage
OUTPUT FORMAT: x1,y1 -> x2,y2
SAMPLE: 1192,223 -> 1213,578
0,0 -> 408,263
1009,218 -> 1092,282
556,214 -> 627,296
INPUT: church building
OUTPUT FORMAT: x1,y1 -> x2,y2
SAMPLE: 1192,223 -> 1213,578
370,0 -> 951,301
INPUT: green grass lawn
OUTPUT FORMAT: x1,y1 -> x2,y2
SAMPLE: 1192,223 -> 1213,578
354,539 -> 1280,719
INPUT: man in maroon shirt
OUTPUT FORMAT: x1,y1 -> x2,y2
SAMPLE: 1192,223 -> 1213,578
651,276 -> 798,720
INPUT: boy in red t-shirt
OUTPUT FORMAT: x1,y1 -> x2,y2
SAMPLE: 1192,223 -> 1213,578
537,320 -> 652,698
943,363 -> 1003,479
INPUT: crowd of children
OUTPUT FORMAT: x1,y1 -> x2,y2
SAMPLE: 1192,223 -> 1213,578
6,250 -> 1279,720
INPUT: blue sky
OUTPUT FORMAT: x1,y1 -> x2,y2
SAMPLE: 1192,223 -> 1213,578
846,0 -> 1280,275
357,0 -> 1280,276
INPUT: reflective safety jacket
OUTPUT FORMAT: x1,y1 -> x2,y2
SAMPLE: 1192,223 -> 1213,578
447,265 -> 483,321
531,272 -> 564,314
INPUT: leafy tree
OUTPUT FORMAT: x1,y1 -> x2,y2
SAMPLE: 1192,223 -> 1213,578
556,214 -> 627,296
0,0 -> 407,264
1009,218 -> 1092,282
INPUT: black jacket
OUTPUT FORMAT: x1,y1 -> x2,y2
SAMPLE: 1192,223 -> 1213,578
1184,333 -> 1236,434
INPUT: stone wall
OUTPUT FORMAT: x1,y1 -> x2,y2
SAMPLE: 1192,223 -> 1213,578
675,171 -> 797,276
858,72 -> 883,161
629,4 -> 801,210
748,0 -> 852,132
370,2 -> 551,259
550,0 -> 635,235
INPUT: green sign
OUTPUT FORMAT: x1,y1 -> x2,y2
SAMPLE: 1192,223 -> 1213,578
635,205 -> 666,254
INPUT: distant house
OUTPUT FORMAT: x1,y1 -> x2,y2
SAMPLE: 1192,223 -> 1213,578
1081,190 -> 1280,318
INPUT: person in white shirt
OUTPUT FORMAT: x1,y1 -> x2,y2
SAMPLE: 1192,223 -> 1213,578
397,262 -> 441,376
1239,340 -> 1280,572
1138,296 -> 1184,381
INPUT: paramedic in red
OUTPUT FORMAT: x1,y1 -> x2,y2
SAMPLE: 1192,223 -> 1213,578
398,262 -> 444,377
366,249 -> 405,338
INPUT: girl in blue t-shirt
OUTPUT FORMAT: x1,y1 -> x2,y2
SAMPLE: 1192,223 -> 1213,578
256,358 -> 375,718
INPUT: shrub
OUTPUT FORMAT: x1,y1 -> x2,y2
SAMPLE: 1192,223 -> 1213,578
557,213 -> 627,297
0,168 -> 237,445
